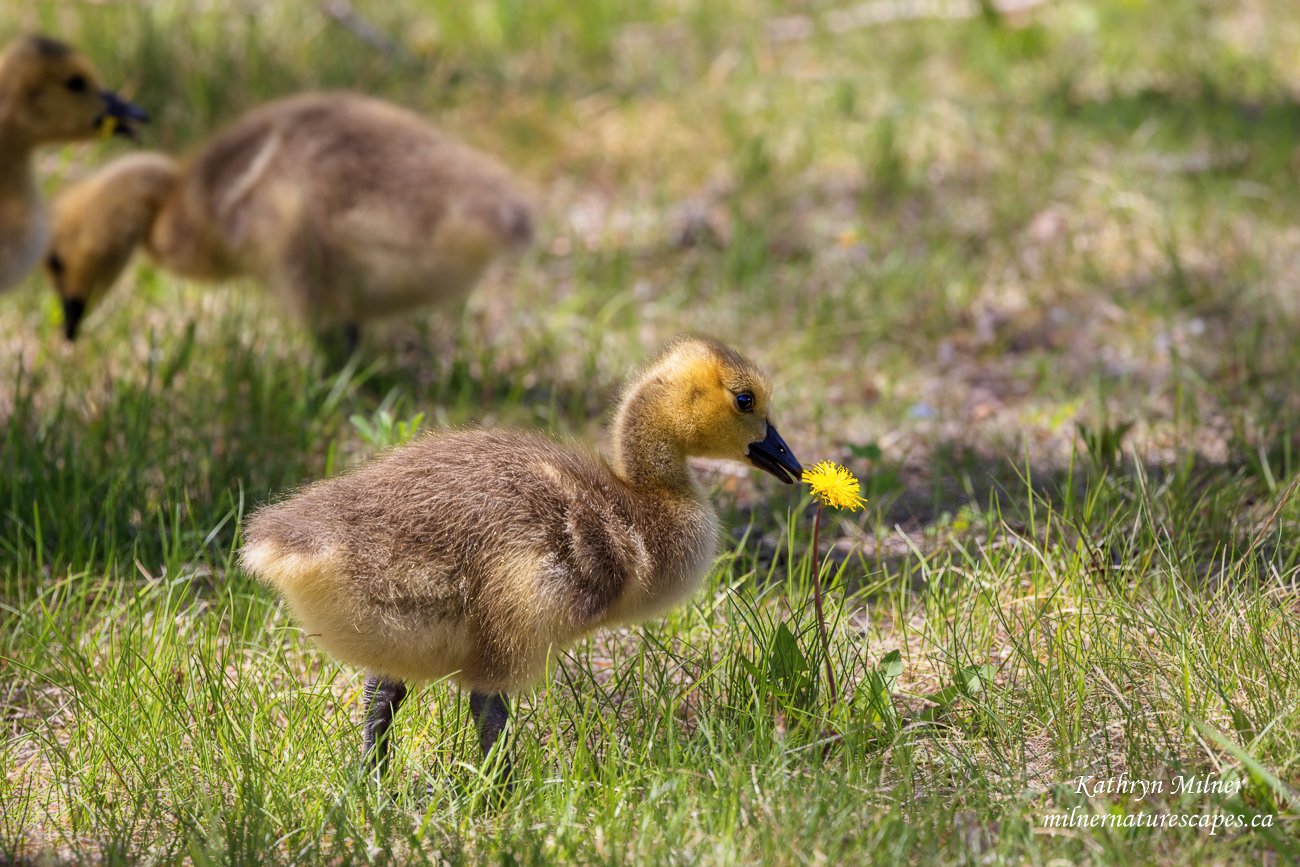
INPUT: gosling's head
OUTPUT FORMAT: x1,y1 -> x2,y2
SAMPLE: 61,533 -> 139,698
0,35 -> 148,145
45,153 -> 178,340
615,336 -> 803,485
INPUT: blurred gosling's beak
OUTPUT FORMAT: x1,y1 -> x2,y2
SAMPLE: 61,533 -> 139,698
63,298 -> 86,342
747,422 -> 802,484
97,90 -> 149,139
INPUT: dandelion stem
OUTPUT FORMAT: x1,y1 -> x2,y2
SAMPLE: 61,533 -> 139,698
809,504 -> 838,705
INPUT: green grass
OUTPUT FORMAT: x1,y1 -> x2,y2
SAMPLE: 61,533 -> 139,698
3,0 -> 1300,862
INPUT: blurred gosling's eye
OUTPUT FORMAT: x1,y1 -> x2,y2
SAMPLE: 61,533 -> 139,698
64,75 -> 88,93
46,252 -> 65,275
735,392 -> 755,413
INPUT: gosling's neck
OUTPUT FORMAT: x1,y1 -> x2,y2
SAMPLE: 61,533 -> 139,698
0,134 -> 44,291
77,154 -> 180,264
0,78 -> 42,171
0,133 -> 37,201
609,379 -> 698,496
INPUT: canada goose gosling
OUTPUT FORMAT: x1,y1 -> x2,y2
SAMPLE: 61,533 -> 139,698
0,34 -> 147,293
43,92 -> 531,345
239,336 -> 802,776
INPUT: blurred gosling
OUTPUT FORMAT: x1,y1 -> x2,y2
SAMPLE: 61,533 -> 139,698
0,34 -> 146,293
239,336 -> 803,777
44,91 -> 532,345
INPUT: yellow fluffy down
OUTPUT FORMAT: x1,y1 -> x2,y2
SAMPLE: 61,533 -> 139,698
241,540 -> 481,684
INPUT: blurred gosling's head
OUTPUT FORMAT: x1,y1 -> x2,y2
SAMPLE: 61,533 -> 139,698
614,336 -> 802,484
0,35 -> 147,145
46,153 -> 178,340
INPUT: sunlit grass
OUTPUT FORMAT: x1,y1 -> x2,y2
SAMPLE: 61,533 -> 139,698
3,0 -> 1300,863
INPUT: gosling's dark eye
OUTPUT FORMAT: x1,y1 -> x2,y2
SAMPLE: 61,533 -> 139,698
64,75 -> 88,93
46,252 -> 64,275
735,392 -> 755,413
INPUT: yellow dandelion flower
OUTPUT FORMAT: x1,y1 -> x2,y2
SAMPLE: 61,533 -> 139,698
802,461 -> 867,511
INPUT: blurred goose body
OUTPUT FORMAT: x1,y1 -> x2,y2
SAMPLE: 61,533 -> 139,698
45,91 -> 532,343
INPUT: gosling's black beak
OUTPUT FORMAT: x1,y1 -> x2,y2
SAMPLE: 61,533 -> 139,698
63,298 -> 86,342
747,422 -> 802,484
97,90 -> 149,139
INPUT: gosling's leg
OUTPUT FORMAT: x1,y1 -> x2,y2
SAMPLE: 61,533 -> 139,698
343,323 -> 360,356
468,691 -> 512,779
362,673 -> 408,777
314,323 -> 361,368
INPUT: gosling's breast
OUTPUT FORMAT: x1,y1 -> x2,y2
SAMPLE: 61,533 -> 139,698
602,497 -> 720,625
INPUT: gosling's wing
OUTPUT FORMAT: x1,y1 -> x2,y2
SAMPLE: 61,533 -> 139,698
242,430 -> 638,605
270,95 -> 531,258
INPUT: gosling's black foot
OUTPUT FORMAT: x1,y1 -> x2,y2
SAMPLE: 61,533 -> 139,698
362,673 -> 408,778
469,690 -> 513,784
343,323 -> 361,356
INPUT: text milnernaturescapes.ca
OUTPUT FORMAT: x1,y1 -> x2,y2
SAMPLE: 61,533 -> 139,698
1043,806 -> 1273,836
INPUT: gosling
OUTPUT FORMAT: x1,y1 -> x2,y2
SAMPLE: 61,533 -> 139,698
0,34 -> 146,293
44,91 -> 533,345
239,336 -> 803,776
